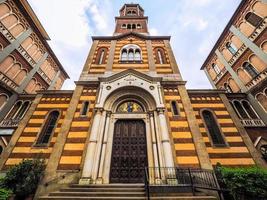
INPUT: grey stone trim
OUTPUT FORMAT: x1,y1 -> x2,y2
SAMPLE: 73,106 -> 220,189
81,40 -> 99,73
163,40 -> 181,75
48,70 -> 60,90
261,0 -> 267,4
230,25 -> 267,64
219,93 -> 267,168
106,40 -> 116,71
203,68 -> 216,89
146,40 -> 155,71
0,29 -> 32,63
0,0 -> 7,4
247,93 -> 267,124
215,49 -> 248,92
0,93 -> 18,122
16,52 -> 48,93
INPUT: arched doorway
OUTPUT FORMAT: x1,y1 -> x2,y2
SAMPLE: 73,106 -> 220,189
110,119 -> 147,183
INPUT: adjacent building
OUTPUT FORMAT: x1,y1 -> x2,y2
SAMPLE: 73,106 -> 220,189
201,0 -> 267,153
0,0 -> 69,153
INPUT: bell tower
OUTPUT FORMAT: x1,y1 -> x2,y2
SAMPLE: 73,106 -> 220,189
114,4 -> 149,35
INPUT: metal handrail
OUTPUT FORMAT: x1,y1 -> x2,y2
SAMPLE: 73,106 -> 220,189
144,168 -> 150,200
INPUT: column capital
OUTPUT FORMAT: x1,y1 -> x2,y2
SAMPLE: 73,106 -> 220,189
156,108 -> 165,114
94,108 -> 103,114
106,110 -> 112,117
148,110 -> 154,117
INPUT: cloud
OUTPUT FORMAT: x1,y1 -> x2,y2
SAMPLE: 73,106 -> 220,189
149,28 -> 159,36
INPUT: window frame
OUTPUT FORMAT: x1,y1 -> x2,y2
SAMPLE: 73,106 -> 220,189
243,62 -> 259,78
34,110 -> 61,147
226,42 -> 238,55
171,101 -> 180,116
80,101 -> 90,117
200,109 -> 228,148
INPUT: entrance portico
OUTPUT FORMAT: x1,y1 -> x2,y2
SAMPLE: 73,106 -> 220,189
79,69 -> 175,184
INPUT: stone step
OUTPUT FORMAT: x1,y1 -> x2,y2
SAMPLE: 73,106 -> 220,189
70,184 -> 144,188
49,191 -> 145,197
60,187 -> 145,192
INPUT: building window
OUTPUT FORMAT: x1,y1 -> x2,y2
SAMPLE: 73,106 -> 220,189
81,101 -> 89,116
212,63 -> 220,75
137,24 -> 141,29
120,44 -> 142,62
226,42 -> 238,55
132,24 -> 136,29
13,101 -> 30,119
171,101 -> 179,116
232,100 -> 249,119
95,48 -> 107,64
155,48 -> 166,64
0,93 -> 9,111
202,110 -> 226,147
245,12 -> 262,27
5,101 -> 22,119
224,83 -> 233,93
121,24 -> 127,29
127,24 -> 131,29
241,100 -> 258,119
0,146 -> 3,155
243,62 -> 258,78
36,111 -> 60,145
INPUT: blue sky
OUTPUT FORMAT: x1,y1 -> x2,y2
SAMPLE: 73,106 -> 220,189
28,0 -> 241,90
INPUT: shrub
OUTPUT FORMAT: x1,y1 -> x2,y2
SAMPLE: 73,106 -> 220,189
1,159 -> 45,199
0,188 -> 12,200
217,166 -> 267,200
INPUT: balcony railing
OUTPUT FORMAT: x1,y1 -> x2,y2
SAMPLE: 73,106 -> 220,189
0,21 -> 16,43
0,119 -> 21,128
249,18 -> 267,41
0,72 -> 18,91
245,69 -> 267,90
241,119 -> 265,127
228,44 -> 247,66
214,67 -> 227,84
37,68 -> 52,84
17,45 -> 37,67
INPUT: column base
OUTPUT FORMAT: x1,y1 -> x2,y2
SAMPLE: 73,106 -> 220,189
79,177 -> 92,185
95,177 -> 103,184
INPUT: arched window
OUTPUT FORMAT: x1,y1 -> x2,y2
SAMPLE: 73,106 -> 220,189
202,110 -> 226,147
155,48 -> 166,64
226,42 -> 238,55
120,44 -> 142,62
224,83 -> 233,93
135,49 -> 141,61
0,93 -> 9,111
128,49 -> 134,61
171,101 -> 179,116
137,24 -> 141,29
36,110 -> 60,145
212,63 -> 220,75
121,24 -> 126,29
127,24 -> 131,29
81,101 -> 89,116
245,12 -> 262,27
121,49 -> 127,61
132,24 -> 136,29
243,62 -> 258,78
95,48 -> 107,64
0,146 -> 3,155
6,101 -> 22,119
232,100 -> 249,119
241,100 -> 258,119
14,101 -> 30,119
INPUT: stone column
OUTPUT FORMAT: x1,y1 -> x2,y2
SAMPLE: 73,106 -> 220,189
215,49 -> 247,92
96,111 -> 111,183
203,68 -> 216,89
80,108 -> 103,184
146,40 -> 156,72
48,70 -> 61,90
247,93 -> 267,124
157,108 -> 175,168
149,112 -> 160,181
230,25 -> 267,64
0,29 -> 32,63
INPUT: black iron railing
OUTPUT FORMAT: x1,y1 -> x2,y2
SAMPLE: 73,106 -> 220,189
144,167 -> 223,200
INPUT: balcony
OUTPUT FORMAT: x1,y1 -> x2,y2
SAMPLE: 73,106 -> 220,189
17,45 -> 37,67
245,69 -> 267,90
249,18 -> 267,41
213,67 -> 227,84
228,44 -> 247,66
0,71 -> 18,91
241,119 -> 265,127
0,119 -> 21,128
0,21 -> 16,43
37,68 -> 52,85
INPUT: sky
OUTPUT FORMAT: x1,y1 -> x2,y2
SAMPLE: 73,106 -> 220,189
28,0 -> 242,90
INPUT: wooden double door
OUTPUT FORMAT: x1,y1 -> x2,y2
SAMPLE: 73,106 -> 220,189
110,119 -> 148,183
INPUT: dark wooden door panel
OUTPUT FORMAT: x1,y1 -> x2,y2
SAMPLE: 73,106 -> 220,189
110,120 -> 148,183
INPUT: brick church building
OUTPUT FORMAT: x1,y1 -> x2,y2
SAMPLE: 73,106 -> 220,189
0,0 -> 266,199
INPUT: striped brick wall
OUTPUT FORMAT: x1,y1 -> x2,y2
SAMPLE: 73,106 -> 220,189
89,41 -> 111,74
57,88 -> 97,170
189,94 -> 255,167
112,36 -> 149,72
163,87 -> 200,168
151,40 -> 172,74
3,94 -> 72,169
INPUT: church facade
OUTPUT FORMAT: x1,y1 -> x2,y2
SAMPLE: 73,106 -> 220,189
0,2 -> 266,198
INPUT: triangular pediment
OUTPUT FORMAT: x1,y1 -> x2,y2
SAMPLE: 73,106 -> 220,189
99,69 -> 162,83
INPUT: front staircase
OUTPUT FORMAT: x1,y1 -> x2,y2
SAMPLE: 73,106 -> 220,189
38,184 -> 217,200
